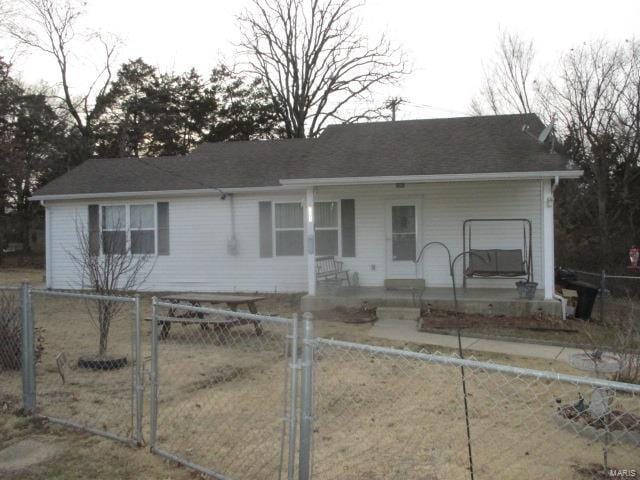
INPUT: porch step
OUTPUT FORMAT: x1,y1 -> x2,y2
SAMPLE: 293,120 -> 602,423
376,307 -> 421,321
384,278 -> 426,290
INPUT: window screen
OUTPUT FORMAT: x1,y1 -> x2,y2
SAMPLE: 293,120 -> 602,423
130,204 -> 155,254
275,203 -> 304,256
101,206 -> 126,255
315,201 -> 339,256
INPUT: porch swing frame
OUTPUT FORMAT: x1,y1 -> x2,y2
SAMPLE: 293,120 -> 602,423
462,218 -> 533,288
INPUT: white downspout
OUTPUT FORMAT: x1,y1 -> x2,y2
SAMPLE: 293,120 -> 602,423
548,176 -> 566,319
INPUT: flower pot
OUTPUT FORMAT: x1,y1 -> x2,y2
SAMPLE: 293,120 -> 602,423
515,280 -> 538,300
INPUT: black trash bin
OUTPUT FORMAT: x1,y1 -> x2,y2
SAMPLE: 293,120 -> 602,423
555,268 -> 600,320
568,280 -> 599,320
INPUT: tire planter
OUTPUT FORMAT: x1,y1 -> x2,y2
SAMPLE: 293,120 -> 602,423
569,353 -> 621,374
77,355 -> 128,371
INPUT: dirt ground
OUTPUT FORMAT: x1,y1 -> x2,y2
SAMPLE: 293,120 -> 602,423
1,268 -> 639,479
419,309 -> 621,348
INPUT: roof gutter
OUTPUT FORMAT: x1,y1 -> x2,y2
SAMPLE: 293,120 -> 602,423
30,184 -> 303,202
278,170 -> 583,187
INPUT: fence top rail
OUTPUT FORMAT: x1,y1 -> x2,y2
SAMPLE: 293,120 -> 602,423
311,337 -> 640,394
153,299 -> 294,326
31,288 -> 136,304
605,274 -> 640,281
0,286 -> 21,291
572,269 -> 640,281
572,269 -> 602,277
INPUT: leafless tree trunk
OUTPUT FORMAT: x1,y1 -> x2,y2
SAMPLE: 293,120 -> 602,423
237,0 -> 407,138
4,0 -> 118,162
69,218 -> 153,357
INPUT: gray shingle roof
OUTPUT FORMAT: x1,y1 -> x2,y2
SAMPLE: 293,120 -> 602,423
32,113 -> 576,198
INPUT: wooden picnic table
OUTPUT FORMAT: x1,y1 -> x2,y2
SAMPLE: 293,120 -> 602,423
155,293 -> 266,339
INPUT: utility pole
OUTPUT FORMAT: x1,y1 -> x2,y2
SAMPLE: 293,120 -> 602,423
386,97 -> 404,121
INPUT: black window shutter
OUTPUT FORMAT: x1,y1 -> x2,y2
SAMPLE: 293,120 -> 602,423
88,204 -> 99,256
259,201 -> 273,257
341,199 -> 355,257
157,202 -> 170,255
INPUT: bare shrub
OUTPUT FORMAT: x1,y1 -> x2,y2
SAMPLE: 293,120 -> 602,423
68,218 -> 153,358
0,290 -> 43,371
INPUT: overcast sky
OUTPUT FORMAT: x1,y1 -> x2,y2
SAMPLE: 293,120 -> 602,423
4,0 -> 640,121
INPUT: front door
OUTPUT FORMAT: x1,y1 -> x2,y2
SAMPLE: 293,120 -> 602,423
386,200 -> 420,278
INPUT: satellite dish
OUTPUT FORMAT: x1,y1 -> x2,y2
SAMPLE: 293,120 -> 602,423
538,118 -> 555,143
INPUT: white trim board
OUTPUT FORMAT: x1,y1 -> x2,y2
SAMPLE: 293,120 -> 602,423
279,170 -> 583,187
31,170 -> 582,202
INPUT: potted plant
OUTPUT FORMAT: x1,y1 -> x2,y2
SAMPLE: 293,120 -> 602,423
516,272 -> 538,300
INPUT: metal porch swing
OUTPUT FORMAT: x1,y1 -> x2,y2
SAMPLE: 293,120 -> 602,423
462,218 -> 534,289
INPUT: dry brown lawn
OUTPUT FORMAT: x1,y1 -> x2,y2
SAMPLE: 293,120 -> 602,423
1,268 -> 639,479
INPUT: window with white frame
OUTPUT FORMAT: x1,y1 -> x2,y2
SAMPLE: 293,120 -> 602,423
101,205 -> 127,255
100,204 -> 156,255
130,204 -> 155,254
274,202 -> 304,256
315,201 -> 339,256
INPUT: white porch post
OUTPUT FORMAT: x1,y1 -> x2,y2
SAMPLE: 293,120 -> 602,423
306,187 -> 316,296
542,179 -> 555,300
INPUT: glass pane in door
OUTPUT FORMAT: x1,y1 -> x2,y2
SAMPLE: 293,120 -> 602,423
392,205 -> 416,261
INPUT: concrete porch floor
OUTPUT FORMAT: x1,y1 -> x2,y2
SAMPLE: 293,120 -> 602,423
301,285 -> 562,316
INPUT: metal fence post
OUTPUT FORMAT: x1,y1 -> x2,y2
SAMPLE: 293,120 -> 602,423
298,313 -> 314,480
599,270 -> 606,323
287,313 -> 300,480
133,294 -> 144,445
149,296 -> 159,450
20,281 -> 36,414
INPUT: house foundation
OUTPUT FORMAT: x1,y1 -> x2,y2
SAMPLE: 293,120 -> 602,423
301,286 -> 562,317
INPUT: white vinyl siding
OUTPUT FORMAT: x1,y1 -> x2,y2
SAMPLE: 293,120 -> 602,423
45,180 -> 546,293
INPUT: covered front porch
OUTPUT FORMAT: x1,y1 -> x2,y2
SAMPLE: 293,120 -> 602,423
301,284 -> 562,317
297,176 -> 561,316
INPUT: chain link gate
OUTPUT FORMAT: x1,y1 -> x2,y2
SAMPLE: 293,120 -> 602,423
28,286 -> 144,445
148,297 -> 300,480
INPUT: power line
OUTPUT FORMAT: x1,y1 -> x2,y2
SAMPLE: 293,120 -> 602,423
404,101 -> 471,117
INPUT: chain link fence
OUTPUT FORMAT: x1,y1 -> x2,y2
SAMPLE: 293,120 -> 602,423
304,331 -> 640,480
569,270 -> 640,385
5,283 -> 640,479
149,298 -> 299,480
0,286 -> 23,410
30,288 -> 143,445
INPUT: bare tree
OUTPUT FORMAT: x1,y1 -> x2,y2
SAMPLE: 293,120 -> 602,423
237,0 -> 407,138
539,40 -> 640,267
68,218 -> 153,358
471,31 -> 537,116
5,0 -> 118,163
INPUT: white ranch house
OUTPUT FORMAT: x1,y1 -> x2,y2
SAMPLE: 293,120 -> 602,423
32,114 -> 582,315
